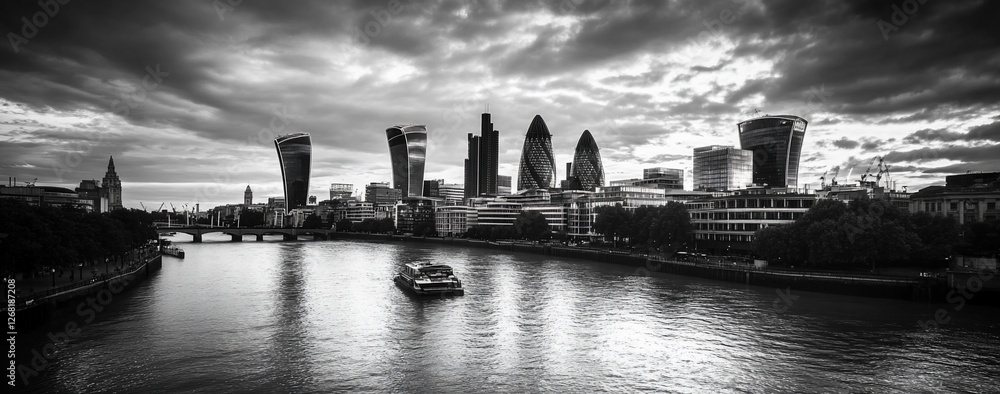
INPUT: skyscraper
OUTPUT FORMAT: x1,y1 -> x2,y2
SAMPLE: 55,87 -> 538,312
738,115 -> 808,189
517,115 -> 556,191
101,156 -> 123,211
570,129 -> 605,190
464,110 -> 500,198
464,133 -> 480,199
385,124 -> 427,198
479,112 -> 499,195
693,145 -> 754,191
274,132 -> 312,209
244,185 -> 253,205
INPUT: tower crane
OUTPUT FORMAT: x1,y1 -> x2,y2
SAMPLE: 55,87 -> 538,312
139,202 -> 147,212
860,156 -> 879,183
157,202 -> 165,212
819,169 -> 829,188
170,203 -> 177,214
24,178 -> 37,187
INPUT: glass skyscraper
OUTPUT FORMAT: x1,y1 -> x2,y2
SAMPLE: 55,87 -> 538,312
570,129 -> 605,190
386,124 -> 427,198
465,111 -> 500,198
274,132 -> 312,209
517,115 -> 556,191
693,145 -> 754,191
737,115 -> 808,189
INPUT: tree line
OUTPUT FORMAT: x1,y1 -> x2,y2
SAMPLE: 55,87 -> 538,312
752,197 -> 998,269
592,202 -> 692,252
0,200 -> 159,276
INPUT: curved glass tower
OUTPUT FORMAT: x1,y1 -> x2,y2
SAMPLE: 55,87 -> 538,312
571,129 -> 605,190
385,124 -> 427,198
737,115 -> 808,189
517,115 -> 556,191
274,133 -> 312,209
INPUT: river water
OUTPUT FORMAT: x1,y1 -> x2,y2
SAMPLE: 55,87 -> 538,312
15,235 -> 1000,393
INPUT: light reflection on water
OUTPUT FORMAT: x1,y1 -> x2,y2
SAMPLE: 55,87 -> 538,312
17,235 -> 1000,393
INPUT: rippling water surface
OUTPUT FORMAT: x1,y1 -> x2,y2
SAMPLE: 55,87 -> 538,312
18,236 -> 1000,392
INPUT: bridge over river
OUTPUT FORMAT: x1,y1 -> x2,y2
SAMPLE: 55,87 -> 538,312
158,226 -> 333,242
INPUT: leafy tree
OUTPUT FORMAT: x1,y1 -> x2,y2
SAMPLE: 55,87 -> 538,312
335,218 -> 353,232
514,211 -> 550,241
302,214 -> 322,229
239,210 -> 265,227
593,204 -> 631,245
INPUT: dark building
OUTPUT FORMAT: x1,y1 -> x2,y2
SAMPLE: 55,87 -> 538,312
365,182 -> 401,206
274,133 -> 312,209
570,130 -> 605,190
386,124 -> 427,198
693,145 -> 754,191
101,156 -> 123,210
517,115 -> 556,191
244,185 -> 253,205
465,134 -> 480,199
737,115 -> 808,189
422,179 -> 440,198
464,111 -> 500,198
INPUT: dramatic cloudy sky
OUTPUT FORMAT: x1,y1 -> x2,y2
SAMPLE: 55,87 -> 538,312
1,0 -> 998,209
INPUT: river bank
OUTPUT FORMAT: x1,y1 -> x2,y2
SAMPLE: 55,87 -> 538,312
14,254 -> 164,332
332,232 -> 1000,306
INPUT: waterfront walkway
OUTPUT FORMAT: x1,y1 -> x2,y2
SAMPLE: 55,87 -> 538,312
15,245 -> 159,300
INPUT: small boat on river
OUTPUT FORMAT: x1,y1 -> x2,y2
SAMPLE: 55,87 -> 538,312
394,262 -> 464,296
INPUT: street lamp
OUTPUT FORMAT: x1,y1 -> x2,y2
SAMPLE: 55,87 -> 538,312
51,268 -> 56,288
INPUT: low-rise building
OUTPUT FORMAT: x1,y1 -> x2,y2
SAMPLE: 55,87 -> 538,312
686,187 -> 817,254
910,172 -> 1000,224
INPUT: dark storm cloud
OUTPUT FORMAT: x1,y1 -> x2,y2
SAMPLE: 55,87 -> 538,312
831,138 -> 859,149
903,121 -> 1000,144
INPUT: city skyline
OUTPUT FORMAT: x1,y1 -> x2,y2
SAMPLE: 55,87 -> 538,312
1,1 -> 999,208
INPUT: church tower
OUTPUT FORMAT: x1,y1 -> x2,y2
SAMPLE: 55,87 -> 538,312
244,185 -> 253,205
101,156 -> 123,211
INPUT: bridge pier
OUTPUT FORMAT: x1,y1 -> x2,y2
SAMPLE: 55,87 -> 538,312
283,234 -> 297,241
231,234 -> 242,242
193,234 -> 202,243
313,233 -> 327,240
256,234 -> 264,242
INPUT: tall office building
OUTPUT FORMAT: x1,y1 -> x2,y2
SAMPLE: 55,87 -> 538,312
244,185 -> 253,205
516,115 -> 556,191
101,156 -> 123,210
738,115 -> 808,189
274,133 -> 312,209
329,183 -> 353,200
570,130 -> 605,190
464,134 -> 480,199
479,112 -> 499,195
693,145 -> 754,191
464,111 -> 500,198
385,124 -> 427,198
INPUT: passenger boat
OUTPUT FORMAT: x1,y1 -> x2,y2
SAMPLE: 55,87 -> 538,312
394,262 -> 464,295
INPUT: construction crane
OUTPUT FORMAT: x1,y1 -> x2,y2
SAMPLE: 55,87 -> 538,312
819,169 -> 829,189
170,203 -> 177,214
158,202 -> 165,212
859,156 -> 879,183
829,166 -> 840,186
23,178 -> 37,187
139,202 -> 147,212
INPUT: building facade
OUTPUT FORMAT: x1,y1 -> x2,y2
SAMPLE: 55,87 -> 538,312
569,129 -> 605,191
330,183 -> 353,200
385,124 -> 427,198
611,168 -> 684,190
274,133 -> 312,209
687,187 -> 816,254
693,145 -> 754,191
244,185 -> 253,205
365,182 -> 401,207
737,115 -> 808,189
498,175 -> 512,195
910,172 -> 1000,224
517,115 -> 556,191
